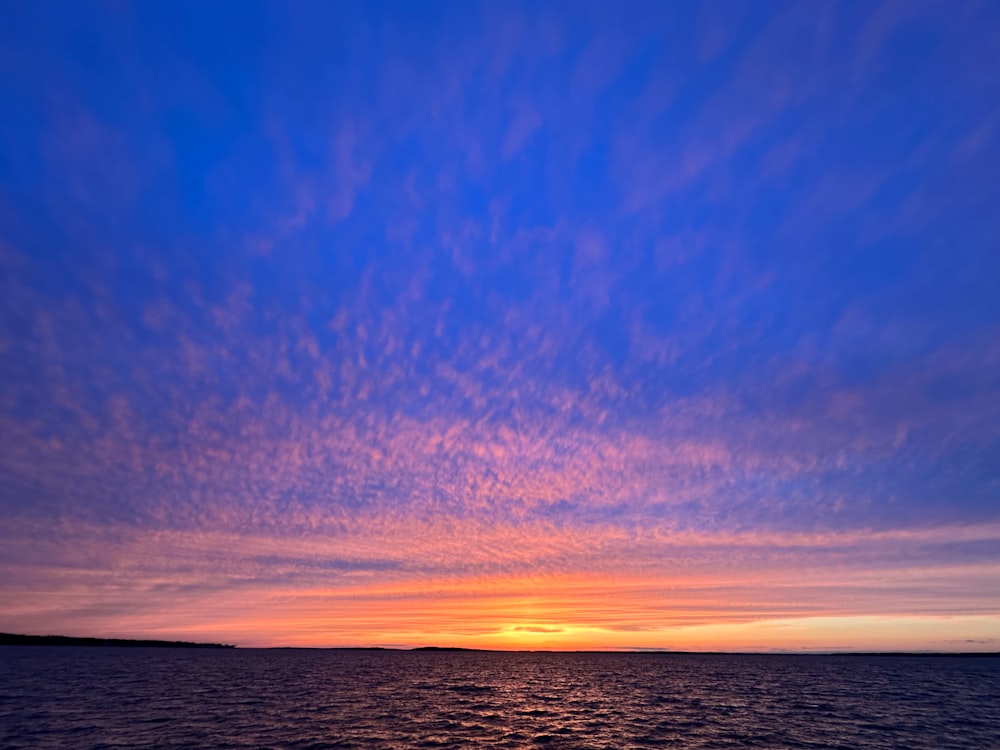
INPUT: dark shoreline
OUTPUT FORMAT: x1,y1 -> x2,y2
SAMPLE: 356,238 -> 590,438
3,634 -> 996,656
0,633 -> 235,649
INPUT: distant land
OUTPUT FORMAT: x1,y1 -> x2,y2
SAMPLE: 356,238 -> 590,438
2,634 -> 997,656
0,633 -> 235,649
269,646 -> 999,657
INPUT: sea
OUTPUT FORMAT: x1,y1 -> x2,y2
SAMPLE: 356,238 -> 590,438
1,647 -> 998,749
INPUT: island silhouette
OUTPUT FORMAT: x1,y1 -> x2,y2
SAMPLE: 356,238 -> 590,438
1,633 -> 235,649
4,633 -> 998,656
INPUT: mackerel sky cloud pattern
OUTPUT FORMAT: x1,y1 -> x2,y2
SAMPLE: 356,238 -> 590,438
1,1 -> 999,650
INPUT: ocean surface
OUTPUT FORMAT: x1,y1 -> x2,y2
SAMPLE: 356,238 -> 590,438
1,647 -> 998,749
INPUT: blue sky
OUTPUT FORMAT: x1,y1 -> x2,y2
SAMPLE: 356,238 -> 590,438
0,1 -> 998,649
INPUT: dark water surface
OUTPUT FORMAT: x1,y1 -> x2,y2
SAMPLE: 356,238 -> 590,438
1,647 -> 998,749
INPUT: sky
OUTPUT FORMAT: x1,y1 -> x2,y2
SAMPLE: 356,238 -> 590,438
0,1 -> 998,651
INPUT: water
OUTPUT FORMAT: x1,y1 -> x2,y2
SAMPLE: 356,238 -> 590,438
1,648 -> 997,749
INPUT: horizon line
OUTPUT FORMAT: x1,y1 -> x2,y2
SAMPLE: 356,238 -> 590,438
4,633 -> 998,656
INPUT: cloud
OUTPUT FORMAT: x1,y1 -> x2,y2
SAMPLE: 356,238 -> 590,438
502,105 -> 542,160
328,120 -> 373,222
0,0 -> 998,648
513,626 -> 563,633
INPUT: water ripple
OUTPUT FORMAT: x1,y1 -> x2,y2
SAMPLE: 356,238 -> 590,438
0,648 -> 998,749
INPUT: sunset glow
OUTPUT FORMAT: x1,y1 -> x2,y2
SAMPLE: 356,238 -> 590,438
1,2 -> 998,651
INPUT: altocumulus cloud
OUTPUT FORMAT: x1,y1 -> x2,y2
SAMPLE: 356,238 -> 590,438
0,0 -> 998,649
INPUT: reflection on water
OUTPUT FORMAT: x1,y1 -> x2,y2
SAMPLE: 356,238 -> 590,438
1,647 -> 998,749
